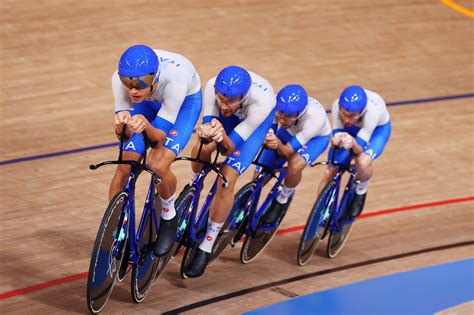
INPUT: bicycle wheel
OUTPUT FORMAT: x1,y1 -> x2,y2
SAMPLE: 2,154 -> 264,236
327,186 -> 355,258
240,195 -> 293,264
210,182 -> 255,262
297,182 -> 335,266
155,185 -> 196,280
86,191 -> 129,314
117,241 -> 130,282
130,200 -> 161,303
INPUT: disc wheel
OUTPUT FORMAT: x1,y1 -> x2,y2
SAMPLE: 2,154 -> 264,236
327,186 -> 355,258
240,195 -> 292,264
210,182 -> 255,262
86,191 -> 129,314
130,200 -> 161,303
297,182 -> 335,266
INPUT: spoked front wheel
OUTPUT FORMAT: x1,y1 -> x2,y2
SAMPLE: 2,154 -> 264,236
86,191 -> 129,314
210,182 -> 255,262
240,196 -> 292,264
131,202 -> 161,303
297,182 -> 335,266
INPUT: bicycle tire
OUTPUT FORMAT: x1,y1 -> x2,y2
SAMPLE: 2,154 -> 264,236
117,241 -> 130,282
210,182 -> 255,262
130,199 -> 161,303
327,185 -> 355,258
297,182 -> 335,266
240,195 -> 293,264
86,191 -> 128,314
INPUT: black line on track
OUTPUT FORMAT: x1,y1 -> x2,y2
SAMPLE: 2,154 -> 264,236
163,240 -> 474,314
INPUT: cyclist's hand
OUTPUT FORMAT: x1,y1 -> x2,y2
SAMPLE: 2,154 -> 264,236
340,133 -> 354,149
196,123 -> 213,139
264,129 -> 278,149
331,132 -> 343,146
114,111 -> 131,133
128,114 -> 148,134
210,118 -> 225,143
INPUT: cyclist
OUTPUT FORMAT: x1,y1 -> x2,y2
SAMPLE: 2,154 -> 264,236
318,85 -> 391,217
110,44 -> 202,257
257,84 -> 331,224
184,66 -> 276,278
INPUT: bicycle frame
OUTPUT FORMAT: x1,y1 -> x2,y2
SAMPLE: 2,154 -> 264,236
174,141 -> 228,248
124,172 -> 160,265
311,148 -> 358,236
90,128 -> 162,266
245,166 -> 288,234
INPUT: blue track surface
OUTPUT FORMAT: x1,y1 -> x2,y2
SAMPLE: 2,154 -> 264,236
245,259 -> 474,315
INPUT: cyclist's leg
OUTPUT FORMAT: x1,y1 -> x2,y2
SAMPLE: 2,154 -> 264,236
149,91 -> 202,256
350,122 -> 391,216
281,134 -> 331,201
108,151 -> 142,200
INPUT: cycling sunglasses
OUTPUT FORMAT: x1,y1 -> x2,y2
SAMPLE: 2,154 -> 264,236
119,73 -> 156,89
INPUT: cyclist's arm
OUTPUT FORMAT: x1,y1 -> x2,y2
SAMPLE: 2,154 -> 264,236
274,140 -> 294,158
143,122 -> 167,144
112,73 -> 134,140
217,132 -> 235,156
227,101 -> 270,153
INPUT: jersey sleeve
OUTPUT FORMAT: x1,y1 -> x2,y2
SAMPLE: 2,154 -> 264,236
112,72 -> 132,113
230,101 -> 270,148
357,110 -> 378,143
202,78 -> 220,123
293,119 -> 325,151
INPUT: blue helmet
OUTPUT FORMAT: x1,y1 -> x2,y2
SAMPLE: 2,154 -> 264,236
276,84 -> 308,116
118,44 -> 159,79
214,66 -> 252,98
339,85 -> 367,113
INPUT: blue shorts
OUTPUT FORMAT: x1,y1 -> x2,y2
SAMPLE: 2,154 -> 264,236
122,91 -> 202,156
221,108 -> 276,175
256,128 -> 331,171
329,121 -> 391,165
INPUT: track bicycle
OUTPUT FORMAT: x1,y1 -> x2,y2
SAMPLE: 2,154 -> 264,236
297,147 -> 358,266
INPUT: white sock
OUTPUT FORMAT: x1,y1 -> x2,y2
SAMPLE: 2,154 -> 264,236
189,171 -> 200,185
160,194 -> 176,220
276,185 -> 296,204
199,220 -> 223,253
356,180 -> 369,195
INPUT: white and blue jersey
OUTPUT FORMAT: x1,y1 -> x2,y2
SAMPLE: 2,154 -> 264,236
330,89 -> 391,164
202,71 -> 276,174
112,49 -> 202,156
258,97 -> 332,170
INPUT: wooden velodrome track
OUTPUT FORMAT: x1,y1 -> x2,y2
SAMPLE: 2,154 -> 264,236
1,0 -> 473,314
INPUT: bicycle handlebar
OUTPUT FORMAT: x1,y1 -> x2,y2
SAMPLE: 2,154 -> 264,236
251,161 -> 281,183
89,160 -> 162,185
310,145 -> 357,176
174,156 -> 228,188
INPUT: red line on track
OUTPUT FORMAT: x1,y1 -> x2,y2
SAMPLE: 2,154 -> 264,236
1,195 -> 472,300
